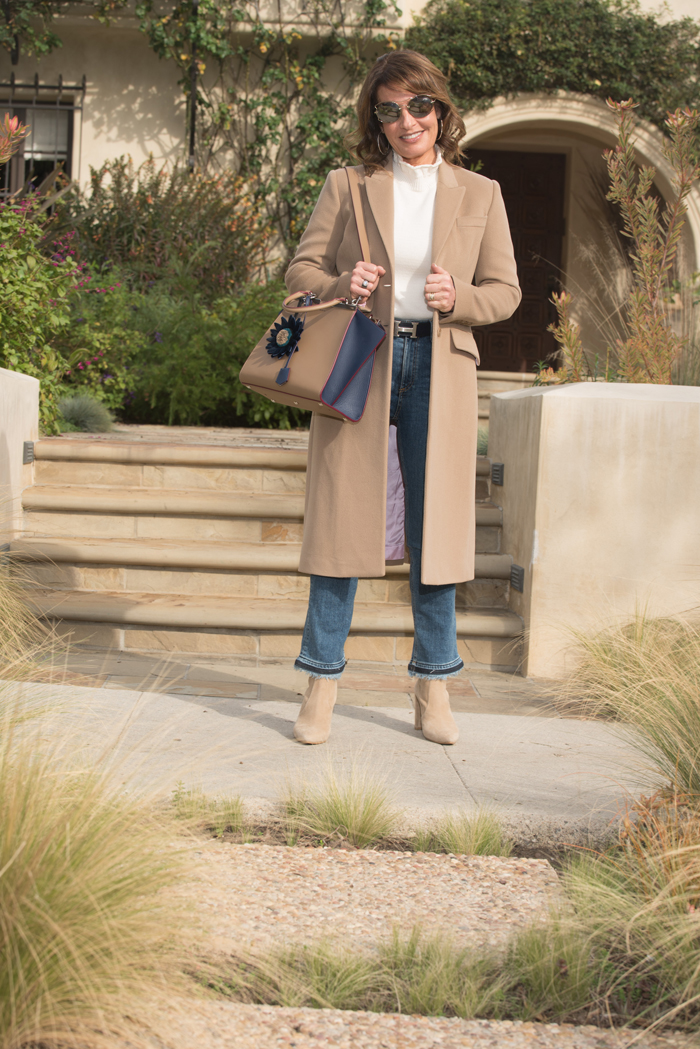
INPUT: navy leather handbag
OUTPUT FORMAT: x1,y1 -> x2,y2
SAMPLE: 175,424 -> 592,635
239,169 -> 386,422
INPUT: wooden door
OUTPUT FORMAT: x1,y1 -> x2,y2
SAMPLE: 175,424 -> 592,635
464,149 -> 566,373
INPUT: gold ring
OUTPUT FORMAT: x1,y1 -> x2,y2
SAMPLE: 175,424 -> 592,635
429,293 -> 435,301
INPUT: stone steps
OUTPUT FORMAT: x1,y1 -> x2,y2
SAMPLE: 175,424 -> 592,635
33,439 -> 310,469
15,537 -> 512,615
21,495 -> 503,552
26,589 -> 523,635
16,434 -> 523,670
24,589 -> 523,667
22,486 -> 307,519
12,537 -> 512,577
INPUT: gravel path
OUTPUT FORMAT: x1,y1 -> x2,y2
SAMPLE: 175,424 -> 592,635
147,842 -> 697,1047
129,999 -> 694,1048
171,841 -> 561,956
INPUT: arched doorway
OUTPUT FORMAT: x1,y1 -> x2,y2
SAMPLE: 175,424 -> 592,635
461,93 -> 700,374
465,147 -> 566,372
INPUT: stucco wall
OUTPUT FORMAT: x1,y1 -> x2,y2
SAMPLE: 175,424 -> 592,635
489,383 -> 700,679
0,368 -> 39,540
2,2 -> 697,194
0,18 -> 184,180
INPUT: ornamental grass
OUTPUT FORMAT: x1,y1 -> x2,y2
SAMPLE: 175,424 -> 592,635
0,565 -> 187,1048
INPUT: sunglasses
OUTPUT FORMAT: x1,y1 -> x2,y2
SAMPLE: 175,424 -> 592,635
374,95 -> 436,123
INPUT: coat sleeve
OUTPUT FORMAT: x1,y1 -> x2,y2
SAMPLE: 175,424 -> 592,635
448,180 -> 521,327
285,169 -> 354,302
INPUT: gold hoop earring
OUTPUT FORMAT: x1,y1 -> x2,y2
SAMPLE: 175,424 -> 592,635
377,133 -> 390,157
437,118 -> 443,142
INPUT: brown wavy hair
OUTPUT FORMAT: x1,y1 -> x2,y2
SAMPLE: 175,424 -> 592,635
347,50 -> 466,173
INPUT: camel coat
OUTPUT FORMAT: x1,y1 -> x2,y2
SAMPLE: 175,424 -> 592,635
285,157 -> 521,585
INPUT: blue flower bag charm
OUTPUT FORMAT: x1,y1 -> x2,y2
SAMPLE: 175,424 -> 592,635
266,313 -> 305,385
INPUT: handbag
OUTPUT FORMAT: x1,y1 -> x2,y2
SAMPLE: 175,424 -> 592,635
239,168 -> 386,422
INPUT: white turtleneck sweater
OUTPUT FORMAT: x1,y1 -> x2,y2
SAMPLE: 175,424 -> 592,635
392,147 -> 442,321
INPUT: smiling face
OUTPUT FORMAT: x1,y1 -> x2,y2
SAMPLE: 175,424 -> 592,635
375,82 -> 441,167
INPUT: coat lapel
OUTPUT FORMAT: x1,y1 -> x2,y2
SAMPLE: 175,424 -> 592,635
432,161 -> 465,265
363,159 -> 394,272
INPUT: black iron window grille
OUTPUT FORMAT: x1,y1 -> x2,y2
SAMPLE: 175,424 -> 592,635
0,73 -> 86,198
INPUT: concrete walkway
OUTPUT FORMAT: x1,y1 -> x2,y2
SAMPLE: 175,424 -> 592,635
14,653 -> 654,847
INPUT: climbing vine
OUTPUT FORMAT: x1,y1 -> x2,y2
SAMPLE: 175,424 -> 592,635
4,0 -> 699,262
131,0 -> 401,261
406,0 -> 700,130
0,0 -> 61,64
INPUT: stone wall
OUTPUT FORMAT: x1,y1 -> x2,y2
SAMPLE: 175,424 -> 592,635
489,382 -> 700,678
0,368 -> 39,540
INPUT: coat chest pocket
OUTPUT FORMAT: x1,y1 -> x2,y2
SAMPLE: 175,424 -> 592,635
454,215 -> 488,253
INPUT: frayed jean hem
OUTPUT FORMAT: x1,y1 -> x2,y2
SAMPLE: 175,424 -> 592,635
407,659 -> 464,680
294,657 -> 346,680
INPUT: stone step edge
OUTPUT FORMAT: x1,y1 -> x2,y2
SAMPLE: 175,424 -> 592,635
27,590 -> 523,637
35,440 -> 309,471
34,439 -> 492,477
21,489 -> 503,526
12,538 -> 512,580
23,487 -> 307,519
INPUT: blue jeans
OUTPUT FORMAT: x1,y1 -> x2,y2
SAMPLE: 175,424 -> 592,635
295,331 -> 464,680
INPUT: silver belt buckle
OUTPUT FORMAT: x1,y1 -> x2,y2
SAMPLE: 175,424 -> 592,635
394,321 -> 419,338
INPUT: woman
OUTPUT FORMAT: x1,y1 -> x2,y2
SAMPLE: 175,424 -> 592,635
286,50 -> 520,746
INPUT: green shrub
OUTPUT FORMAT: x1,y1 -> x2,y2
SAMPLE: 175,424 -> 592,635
55,276 -> 148,412
408,0 -> 700,130
119,278 -> 309,428
0,200 -> 78,432
0,194 -> 145,432
57,394 -> 114,432
2,150 -> 307,430
56,156 -> 270,299
47,270 -> 307,428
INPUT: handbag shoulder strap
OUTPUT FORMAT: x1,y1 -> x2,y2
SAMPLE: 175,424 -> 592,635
284,168 -> 374,314
346,167 -> 371,265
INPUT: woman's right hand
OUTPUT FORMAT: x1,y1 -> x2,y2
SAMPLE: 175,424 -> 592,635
349,261 -> 386,300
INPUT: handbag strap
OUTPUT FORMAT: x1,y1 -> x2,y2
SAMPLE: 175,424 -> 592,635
346,167 -> 371,265
282,293 -> 347,313
285,167 -> 373,313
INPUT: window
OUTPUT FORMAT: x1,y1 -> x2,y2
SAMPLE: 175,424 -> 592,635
1,74 -> 85,198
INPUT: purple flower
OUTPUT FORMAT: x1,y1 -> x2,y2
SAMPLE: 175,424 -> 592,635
153,331 -> 163,343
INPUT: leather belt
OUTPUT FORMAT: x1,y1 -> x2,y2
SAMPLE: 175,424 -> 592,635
393,319 -> 432,339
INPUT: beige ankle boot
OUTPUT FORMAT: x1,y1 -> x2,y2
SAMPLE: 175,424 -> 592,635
413,678 -> 459,745
293,677 -> 337,744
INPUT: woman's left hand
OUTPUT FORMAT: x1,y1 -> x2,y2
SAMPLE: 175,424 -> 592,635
424,264 -> 456,314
